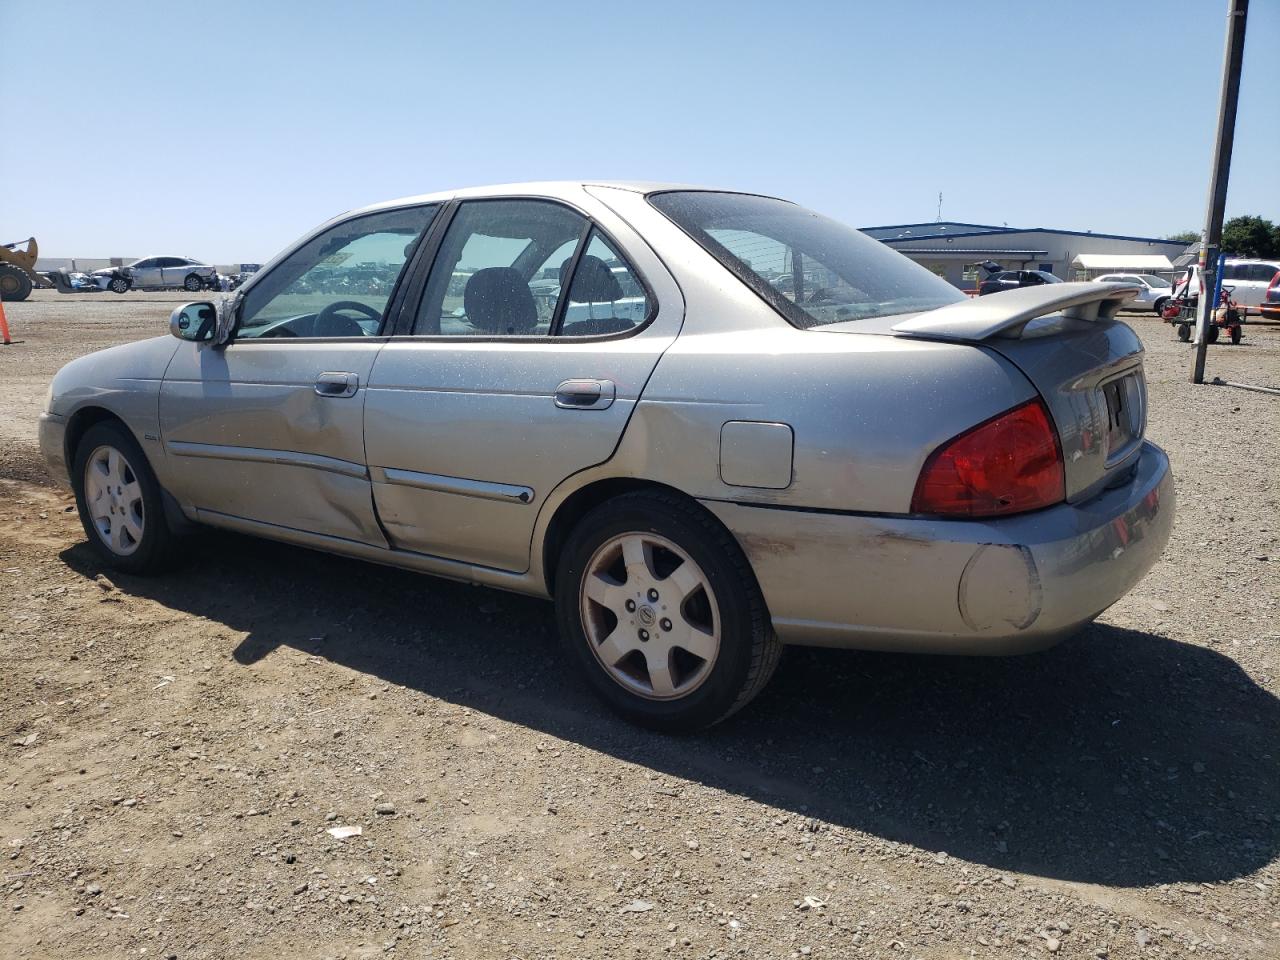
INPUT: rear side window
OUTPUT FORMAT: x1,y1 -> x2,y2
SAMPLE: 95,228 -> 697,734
649,191 -> 962,329
559,230 -> 649,337
412,200 -> 650,338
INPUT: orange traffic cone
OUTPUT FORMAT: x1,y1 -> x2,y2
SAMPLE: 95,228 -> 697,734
0,298 -> 11,345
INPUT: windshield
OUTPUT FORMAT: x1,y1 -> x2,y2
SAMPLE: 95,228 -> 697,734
648,191 -> 964,328
1138,274 -> 1171,287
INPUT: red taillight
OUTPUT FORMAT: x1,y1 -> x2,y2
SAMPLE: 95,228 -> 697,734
911,399 -> 1065,518
1267,271 -> 1280,300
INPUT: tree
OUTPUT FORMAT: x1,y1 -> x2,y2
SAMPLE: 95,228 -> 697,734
1166,230 -> 1200,244
1221,215 -> 1278,258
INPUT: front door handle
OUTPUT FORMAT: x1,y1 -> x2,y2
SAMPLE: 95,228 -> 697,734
315,371 -> 359,398
554,379 -> 615,410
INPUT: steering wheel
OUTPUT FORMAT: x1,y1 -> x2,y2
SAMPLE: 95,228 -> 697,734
314,300 -> 382,337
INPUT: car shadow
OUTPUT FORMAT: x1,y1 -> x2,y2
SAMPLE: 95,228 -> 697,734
60,531 -> 1279,888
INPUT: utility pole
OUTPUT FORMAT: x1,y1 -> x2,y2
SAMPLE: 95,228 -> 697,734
1192,0 -> 1248,384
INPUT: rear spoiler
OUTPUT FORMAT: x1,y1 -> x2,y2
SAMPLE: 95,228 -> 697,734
892,282 -> 1140,342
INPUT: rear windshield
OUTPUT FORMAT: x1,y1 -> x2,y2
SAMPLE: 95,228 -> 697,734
648,191 -> 964,328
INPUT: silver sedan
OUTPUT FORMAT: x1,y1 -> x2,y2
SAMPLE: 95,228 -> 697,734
38,182 -> 1174,730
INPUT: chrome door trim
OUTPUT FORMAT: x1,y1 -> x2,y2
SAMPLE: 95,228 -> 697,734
372,466 -> 534,504
165,440 -> 369,480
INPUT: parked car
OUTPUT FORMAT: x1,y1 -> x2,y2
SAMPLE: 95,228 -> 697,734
91,256 -> 217,293
1260,271 -> 1280,322
1092,273 -> 1173,314
978,269 -> 1064,296
38,182 -> 1174,730
1217,259 -> 1280,309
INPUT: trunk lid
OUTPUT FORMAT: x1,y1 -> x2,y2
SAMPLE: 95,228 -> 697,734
825,283 -> 1147,503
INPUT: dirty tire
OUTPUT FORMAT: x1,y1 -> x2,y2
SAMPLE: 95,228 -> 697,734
1177,323 -> 1191,342
555,490 -> 781,732
0,262 -> 32,301
184,274 -> 203,292
109,276 -> 130,294
71,420 -> 175,575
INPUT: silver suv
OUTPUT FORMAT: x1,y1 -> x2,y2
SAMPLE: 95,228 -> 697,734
91,256 -> 217,294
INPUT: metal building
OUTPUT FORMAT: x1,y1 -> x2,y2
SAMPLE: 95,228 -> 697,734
861,221 -> 1191,292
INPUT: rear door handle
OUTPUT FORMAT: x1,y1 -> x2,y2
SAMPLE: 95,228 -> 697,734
554,379 -> 615,410
314,371 -> 359,398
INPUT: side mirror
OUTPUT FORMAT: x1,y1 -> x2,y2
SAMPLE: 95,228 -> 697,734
169,301 -> 217,342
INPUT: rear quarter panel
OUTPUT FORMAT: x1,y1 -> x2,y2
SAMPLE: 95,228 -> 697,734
606,326 -> 1038,515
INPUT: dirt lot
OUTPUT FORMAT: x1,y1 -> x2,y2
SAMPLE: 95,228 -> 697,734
1,291 -> 1277,960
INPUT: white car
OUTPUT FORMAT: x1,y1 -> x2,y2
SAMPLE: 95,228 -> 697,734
1092,273 -> 1173,315
1219,259 -> 1280,309
91,256 -> 217,294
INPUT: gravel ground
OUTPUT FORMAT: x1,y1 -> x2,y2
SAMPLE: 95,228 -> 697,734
1,291 -> 1277,960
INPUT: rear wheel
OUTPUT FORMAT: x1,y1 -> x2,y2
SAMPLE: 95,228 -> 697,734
1153,297 -> 1169,316
1177,323 -> 1191,342
183,274 -> 203,292
1230,325 -> 1242,344
0,263 -> 32,302
71,421 -> 174,574
555,491 -> 781,731
1207,325 -> 1220,344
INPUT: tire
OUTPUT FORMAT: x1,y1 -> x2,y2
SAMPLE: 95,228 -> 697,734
1230,325 -> 1242,345
1177,323 -> 1191,342
1153,297 -> 1169,317
71,421 -> 175,575
554,490 -> 782,731
184,274 -> 203,292
0,263 -> 33,302
108,276 -> 130,294
1207,325 -> 1220,344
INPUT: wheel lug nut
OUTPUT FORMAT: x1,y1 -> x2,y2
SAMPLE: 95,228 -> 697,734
625,599 -> 636,612
638,629 -> 649,642
660,618 -> 672,631
647,588 -> 659,602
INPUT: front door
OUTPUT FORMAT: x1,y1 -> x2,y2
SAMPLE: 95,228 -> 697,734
130,258 -> 161,287
158,203 -> 440,544
364,198 -> 678,572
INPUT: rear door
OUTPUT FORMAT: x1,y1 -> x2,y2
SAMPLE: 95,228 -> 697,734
159,203 -> 440,544
158,257 -> 188,288
363,196 -> 681,572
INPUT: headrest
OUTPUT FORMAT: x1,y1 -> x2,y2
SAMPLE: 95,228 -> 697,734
560,254 -> 624,303
464,267 -> 538,334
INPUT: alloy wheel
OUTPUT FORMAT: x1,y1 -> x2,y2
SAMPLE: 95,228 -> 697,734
579,532 -> 720,700
84,445 -> 145,556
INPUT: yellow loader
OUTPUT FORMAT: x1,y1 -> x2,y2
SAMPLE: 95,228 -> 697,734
0,237 -> 48,302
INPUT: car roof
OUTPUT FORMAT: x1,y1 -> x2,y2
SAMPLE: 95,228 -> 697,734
345,180 -> 785,218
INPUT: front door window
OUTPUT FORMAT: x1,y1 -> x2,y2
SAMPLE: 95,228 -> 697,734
236,204 -> 439,339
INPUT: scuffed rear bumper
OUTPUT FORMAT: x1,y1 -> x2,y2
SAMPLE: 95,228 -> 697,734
705,440 -> 1174,654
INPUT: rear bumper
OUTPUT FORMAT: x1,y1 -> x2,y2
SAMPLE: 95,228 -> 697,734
706,440 -> 1174,654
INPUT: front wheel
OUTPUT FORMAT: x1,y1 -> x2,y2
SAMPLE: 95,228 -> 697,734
1230,325 -> 1242,344
1153,297 -> 1169,317
555,491 -> 781,731
1207,325 -> 1220,344
71,421 -> 175,574
108,276 -> 129,294
1177,323 -> 1191,342
183,274 -> 203,292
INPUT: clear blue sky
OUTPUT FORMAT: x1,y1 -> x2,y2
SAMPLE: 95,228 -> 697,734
3,0 -> 1276,263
